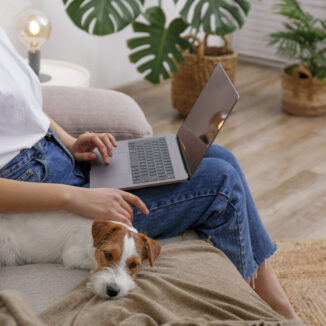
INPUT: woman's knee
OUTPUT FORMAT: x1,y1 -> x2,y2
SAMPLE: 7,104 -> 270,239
193,157 -> 243,198
207,145 -> 242,173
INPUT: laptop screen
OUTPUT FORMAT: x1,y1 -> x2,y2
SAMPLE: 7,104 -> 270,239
177,64 -> 239,177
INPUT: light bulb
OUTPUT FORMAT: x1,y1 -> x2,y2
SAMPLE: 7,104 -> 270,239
29,20 -> 41,36
16,9 -> 51,53
15,9 -> 51,80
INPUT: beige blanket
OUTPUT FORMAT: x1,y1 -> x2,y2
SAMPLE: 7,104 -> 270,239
0,240 -> 308,326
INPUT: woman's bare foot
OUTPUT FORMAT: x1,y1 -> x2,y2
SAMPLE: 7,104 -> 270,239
249,259 -> 301,321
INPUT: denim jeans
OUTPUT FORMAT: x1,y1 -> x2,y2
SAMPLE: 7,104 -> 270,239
0,129 -> 90,186
0,129 -> 276,280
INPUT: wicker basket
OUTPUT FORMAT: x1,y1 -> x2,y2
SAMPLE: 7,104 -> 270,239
171,34 -> 238,116
282,65 -> 326,116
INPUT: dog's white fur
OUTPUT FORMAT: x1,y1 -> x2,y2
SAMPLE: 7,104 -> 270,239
0,212 -> 95,268
0,211 -> 138,299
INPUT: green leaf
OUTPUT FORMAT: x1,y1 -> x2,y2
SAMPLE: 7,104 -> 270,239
179,0 -> 250,36
145,6 -> 165,26
128,7 -> 190,84
268,0 -> 326,79
233,0 -> 250,15
63,0 -> 145,35
321,19 -> 326,30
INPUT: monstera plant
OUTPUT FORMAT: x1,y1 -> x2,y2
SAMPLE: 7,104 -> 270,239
63,0 -> 250,84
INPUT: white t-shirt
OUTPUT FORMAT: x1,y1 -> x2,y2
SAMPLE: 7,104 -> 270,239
0,27 -> 50,169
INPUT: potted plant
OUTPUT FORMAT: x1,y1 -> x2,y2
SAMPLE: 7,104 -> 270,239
63,0 -> 250,114
269,0 -> 326,116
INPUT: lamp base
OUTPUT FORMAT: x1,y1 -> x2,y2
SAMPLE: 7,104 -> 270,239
28,51 -> 52,83
28,50 -> 40,75
38,73 -> 52,83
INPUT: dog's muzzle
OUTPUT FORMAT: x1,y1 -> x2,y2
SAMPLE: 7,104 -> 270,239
87,267 -> 136,299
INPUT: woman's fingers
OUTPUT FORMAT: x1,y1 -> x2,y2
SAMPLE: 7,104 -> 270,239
100,134 -> 113,157
72,188 -> 139,228
87,133 -> 117,164
108,214 -> 133,227
74,152 -> 96,161
90,135 -> 109,164
119,200 -> 134,220
120,191 -> 149,215
107,133 -> 117,147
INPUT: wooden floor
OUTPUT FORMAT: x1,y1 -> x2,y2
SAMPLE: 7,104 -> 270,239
116,62 -> 326,241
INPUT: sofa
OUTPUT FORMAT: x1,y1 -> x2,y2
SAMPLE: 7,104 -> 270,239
0,85 -> 198,315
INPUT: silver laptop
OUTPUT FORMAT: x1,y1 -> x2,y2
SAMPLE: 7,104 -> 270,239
90,63 -> 239,190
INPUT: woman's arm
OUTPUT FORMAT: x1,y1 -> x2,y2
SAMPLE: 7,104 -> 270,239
0,178 -> 72,213
46,114 -> 76,151
0,178 -> 148,226
0,115 -> 148,224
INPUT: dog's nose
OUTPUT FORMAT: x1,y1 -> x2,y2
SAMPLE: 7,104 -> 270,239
106,284 -> 120,298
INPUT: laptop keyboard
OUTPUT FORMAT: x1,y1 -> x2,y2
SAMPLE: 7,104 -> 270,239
128,137 -> 175,184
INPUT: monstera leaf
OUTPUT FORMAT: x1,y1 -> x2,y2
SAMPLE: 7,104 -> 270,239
128,7 -> 190,84
175,0 -> 250,35
63,0 -> 145,35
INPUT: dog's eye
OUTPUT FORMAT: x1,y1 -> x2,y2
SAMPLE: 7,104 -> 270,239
105,252 -> 113,261
129,262 -> 137,269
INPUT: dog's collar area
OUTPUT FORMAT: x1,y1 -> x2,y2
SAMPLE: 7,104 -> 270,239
110,220 -> 138,234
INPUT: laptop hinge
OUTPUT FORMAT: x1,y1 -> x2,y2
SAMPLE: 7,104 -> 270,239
176,135 -> 193,179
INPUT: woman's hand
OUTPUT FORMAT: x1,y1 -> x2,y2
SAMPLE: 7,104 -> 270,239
67,187 -> 149,226
70,132 -> 117,164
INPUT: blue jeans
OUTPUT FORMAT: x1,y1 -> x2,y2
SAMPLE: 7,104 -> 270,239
0,129 -> 276,280
0,129 -> 90,186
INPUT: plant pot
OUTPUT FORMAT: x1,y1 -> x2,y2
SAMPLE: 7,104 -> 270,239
282,65 -> 326,116
171,34 -> 238,117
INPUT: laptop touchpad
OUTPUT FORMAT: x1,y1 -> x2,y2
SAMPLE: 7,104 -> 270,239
90,151 -> 130,188
107,152 -> 130,174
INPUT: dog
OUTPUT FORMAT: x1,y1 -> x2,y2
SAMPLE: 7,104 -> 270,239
0,212 -> 161,299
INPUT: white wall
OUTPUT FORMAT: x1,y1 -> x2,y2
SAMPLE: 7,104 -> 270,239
1,0 -> 180,88
1,0 -> 32,55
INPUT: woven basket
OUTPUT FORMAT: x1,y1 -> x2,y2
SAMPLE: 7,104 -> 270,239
171,34 -> 238,116
282,65 -> 326,116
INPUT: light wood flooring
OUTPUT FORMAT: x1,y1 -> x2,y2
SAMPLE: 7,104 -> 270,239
116,62 -> 326,241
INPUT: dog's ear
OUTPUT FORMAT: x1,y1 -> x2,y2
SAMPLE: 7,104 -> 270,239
92,220 -> 121,247
139,234 -> 161,267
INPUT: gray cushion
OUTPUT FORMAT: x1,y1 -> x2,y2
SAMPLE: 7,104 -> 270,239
42,86 -> 153,140
0,264 -> 88,315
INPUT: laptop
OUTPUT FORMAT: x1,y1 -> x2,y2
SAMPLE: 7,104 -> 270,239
90,63 -> 239,190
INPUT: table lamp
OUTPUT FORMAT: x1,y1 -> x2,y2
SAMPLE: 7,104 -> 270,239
16,9 -> 52,82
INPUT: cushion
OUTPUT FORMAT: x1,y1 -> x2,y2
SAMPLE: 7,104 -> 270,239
0,264 -> 88,315
42,86 -> 153,140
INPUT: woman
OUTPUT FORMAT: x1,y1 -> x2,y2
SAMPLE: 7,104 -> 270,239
0,27 -> 299,321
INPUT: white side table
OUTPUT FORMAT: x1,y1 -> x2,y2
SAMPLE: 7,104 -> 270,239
39,59 -> 90,87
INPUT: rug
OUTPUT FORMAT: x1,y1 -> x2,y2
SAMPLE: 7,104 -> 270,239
272,238 -> 326,326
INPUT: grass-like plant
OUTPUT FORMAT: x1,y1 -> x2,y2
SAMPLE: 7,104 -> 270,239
269,0 -> 326,79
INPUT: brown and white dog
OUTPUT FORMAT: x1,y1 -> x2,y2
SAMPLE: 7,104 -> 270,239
0,212 -> 161,299
88,219 -> 161,299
